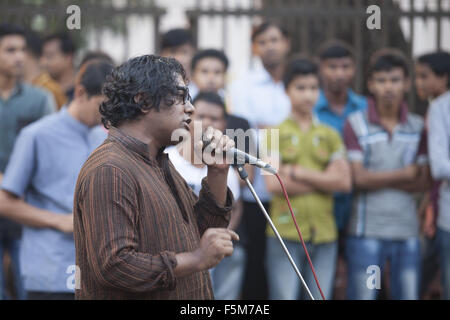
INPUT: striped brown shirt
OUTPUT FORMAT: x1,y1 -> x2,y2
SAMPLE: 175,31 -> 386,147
73,127 -> 233,299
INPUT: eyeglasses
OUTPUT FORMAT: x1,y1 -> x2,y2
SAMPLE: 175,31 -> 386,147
176,85 -> 192,105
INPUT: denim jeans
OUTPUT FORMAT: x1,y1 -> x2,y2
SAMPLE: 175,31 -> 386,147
265,236 -> 337,300
436,227 -> 450,299
346,236 -> 421,300
0,235 -> 26,300
210,243 -> 246,300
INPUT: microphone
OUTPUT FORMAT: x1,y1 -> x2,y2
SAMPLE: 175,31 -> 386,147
202,134 -> 277,175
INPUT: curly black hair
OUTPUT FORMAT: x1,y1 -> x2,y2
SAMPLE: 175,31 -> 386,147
100,54 -> 187,129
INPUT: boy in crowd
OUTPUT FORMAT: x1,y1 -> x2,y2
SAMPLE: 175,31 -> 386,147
313,41 -> 367,298
229,20 -> 291,299
314,40 -> 367,235
0,60 -> 113,300
421,51 -> 450,299
263,58 -> 351,300
166,91 -> 244,299
189,48 -> 255,166
344,50 -> 430,300
189,49 -> 228,99
159,28 -> 196,81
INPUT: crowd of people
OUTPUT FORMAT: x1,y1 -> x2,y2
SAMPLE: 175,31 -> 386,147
0,20 -> 449,300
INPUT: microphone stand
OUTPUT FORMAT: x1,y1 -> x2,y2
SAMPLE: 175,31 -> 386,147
236,164 -> 315,300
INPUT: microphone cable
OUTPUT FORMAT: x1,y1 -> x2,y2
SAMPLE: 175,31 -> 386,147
274,172 -> 326,301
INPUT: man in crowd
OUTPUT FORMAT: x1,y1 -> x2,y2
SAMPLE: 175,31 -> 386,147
41,32 -> 77,102
415,51 -> 450,298
424,51 -> 450,299
0,59 -> 113,300
314,40 -> 367,232
73,55 -> 238,299
313,40 -> 368,298
0,23 -> 55,300
344,50 -> 430,299
24,30 -> 67,110
229,20 -> 291,299
264,57 -> 351,300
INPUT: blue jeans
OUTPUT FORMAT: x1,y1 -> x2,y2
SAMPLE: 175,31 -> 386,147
346,236 -> 420,300
0,236 -> 26,300
210,243 -> 246,300
265,236 -> 337,300
436,228 -> 450,299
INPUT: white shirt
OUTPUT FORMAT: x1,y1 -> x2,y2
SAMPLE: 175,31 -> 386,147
166,146 -> 241,200
229,66 -> 291,202
229,66 -> 291,128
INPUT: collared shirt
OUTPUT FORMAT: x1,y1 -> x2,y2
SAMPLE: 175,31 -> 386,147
427,90 -> 450,232
32,72 -> 68,110
266,117 -> 345,244
343,98 -> 427,239
0,82 -> 55,237
229,66 -> 291,202
313,89 -> 368,135
73,127 -> 234,299
313,89 -> 368,231
0,107 -> 107,292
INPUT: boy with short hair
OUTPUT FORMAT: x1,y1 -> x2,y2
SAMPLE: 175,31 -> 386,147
263,58 -> 351,300
159,28 -> 196,80
344,50 -> 430,300
190,49 -> 229,99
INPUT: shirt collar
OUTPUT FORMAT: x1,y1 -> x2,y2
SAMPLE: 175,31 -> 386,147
254,66 -> 276,84
12,82 -> 23,96
315,89 -> 360,112
108,126 -> 165,165
60,107 -> 91,135
1,82 -> 23,101
367,97 -> 408,125
287,113 -> 321,128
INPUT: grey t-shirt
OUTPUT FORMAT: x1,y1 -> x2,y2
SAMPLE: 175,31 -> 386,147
344,101 -> 427,240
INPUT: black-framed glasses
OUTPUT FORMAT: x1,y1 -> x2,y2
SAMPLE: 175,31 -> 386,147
176,85 -> 192,105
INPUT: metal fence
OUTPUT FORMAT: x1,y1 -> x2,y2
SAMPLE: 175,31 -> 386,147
186,0 -> 450,113
0,0 -> 165,60
1,0 -> 449,112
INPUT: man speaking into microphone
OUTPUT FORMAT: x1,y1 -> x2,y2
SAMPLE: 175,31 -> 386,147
73,55 -> 238,300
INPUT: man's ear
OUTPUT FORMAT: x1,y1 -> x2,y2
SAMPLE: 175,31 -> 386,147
133,93 -> 151,114
74,84 -> 86,100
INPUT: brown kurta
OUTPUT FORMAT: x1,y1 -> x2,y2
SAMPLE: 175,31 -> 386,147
73,127 -> 233,299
